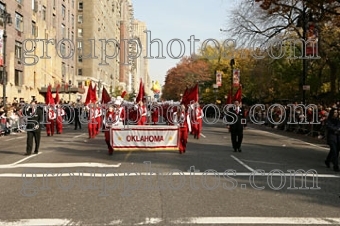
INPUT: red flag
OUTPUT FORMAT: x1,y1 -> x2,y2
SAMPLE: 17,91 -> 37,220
85,81 -> 97,105
101,87 -> 111,104
226,90 -> 232,104
54,84 -> 60,104
233,86 -> 242,102
181,83 -> 198,106
136,79 -> 144,103
121,91 -> 127,98
45,84 -> 55,105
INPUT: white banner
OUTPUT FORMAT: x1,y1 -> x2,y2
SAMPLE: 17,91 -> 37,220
110,125 -> 179,151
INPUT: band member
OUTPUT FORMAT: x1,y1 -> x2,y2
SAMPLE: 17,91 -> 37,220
193,102 -> 204,139
46,105 -> 56,136
87,103 -> 97,138
56,104 -> 65,134
151,102 -> 159,125
104,104 -> 115,155
177,105 -> 191,154
25,100 -> 43,155
95,103 -> 103,135
228,101 -> 245,152
325,107 -> 340,172
137,101 -> 147,125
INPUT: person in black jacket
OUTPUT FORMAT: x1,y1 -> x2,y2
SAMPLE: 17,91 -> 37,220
229,101 -> 245,152
73,101 -> 82,130
24,100 -> 43,155
325,108 -> 340,172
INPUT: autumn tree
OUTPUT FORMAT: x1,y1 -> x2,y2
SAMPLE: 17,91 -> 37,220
224,0 -> 340,100
162,57 -> 211,101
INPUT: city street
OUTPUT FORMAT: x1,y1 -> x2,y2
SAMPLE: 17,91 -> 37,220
0,121 -> 339,226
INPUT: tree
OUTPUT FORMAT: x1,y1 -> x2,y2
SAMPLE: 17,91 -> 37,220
162,57 -> 211,100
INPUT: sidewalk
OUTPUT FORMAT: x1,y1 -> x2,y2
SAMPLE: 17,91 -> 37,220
247,122 -> 328,147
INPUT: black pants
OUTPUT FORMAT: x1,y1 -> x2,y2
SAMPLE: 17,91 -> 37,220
231,132 -> 243,150
74,117 -> 81,129
26,130 -> 41,153
326,140 -> 340,169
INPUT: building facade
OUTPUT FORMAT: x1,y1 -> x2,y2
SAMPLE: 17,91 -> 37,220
0,0 -> 148,106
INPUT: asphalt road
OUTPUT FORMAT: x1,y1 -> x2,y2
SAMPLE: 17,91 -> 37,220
0,121 -> 339,226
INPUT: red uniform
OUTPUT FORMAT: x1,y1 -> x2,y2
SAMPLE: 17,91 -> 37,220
193,107 -> 203,139
46,107 -> 56,136
137,105 -> 147,125
151,107 -> 159,125
87,106 -> 97,138
56,107 -> 65,134
95,107 -> 102,135
178,110 -> 191,154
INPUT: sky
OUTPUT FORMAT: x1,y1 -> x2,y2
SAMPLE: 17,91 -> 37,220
131,0 -> 238,86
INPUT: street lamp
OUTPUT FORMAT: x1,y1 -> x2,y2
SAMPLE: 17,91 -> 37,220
0,7 -> 12,108
213,84 -> 218,103
68,80 -> 72,101
230,59 -> 235,97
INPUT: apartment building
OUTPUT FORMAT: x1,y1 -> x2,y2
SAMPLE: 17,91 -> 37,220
0,0 -> 77,104
76,0 -> 123,101
131,19 -> 151,96
0,0 -> 147,105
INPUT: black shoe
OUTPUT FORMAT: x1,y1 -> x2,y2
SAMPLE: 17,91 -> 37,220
238,149 -> 242,152
24,153 -> 31,156
33,151 -> 38,154
233,149 -> 237,152
325,160 -> 330,168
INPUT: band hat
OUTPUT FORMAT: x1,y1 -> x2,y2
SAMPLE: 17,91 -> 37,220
114,100 -> 121,106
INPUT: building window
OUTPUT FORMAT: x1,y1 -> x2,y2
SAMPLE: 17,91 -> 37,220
31,21 -> 37,37
71,31 -> 74,42
15,41 -> 22,59
78,69 -> 82,75
78,2 -> 83,10
78,28 -> 82,37
42,6 -> 46,20
15,70 -> 23,86
71,14 -> 74,28
78,15 -> 83,24
62,62 -> 66,78
62,5 -> 66,20
78,55 -> 82,62
52,14 -> 56,28
61,24 -> 66,38
15,13 -> 24,32
61,43 -> 66,56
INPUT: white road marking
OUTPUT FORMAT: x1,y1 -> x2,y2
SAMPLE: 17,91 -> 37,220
0,162 -> 121,169
231,155 -> 255,172
73,133 -> 85,139
239,159 -> 285,165
200,133 -> 206,138
249,127 -> 329,150
9,153 -> 42,166
0,219 -> 75,226
135,217 -> 163,225
1,171 -> 339,178
2,217 -> 340,225
3,136 -> 25,142
169,217 -> 340,224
